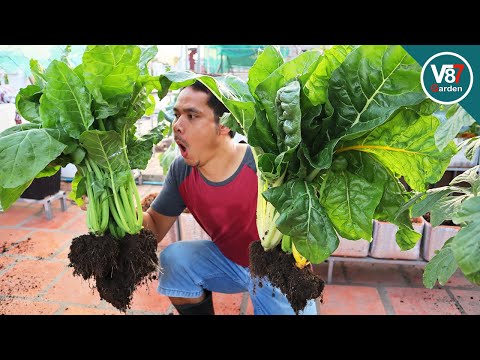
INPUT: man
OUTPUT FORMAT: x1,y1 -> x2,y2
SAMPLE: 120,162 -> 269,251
142,81 -> 317,315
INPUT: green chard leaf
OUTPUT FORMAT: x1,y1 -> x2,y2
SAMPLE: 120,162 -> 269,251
323,45 -> 426,140
264,180 -> 339,263
247,45 -> 284,99
15,85 -> 42,123
338,109 -> 456,192
0,180 -> 34,212
82,45 -> 142,119
449,197 -> 480,277
423,240 -> 458,288
434,104 -> 475,152
319,156 -> 384,240
255,51 -> 321,139
128,124 -> 166,170
304,45 -> 355,106
43,60 -> 94,139
29,59 -> 46,88
139,45 -> 158,75
0,129 -> 66,188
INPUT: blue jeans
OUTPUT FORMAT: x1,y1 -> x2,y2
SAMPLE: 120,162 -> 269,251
158,240 -> 317,315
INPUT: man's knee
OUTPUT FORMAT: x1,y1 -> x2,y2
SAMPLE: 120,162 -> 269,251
160,242 -> 195,271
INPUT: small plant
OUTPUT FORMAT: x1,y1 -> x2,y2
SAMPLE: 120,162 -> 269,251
404,136 -> 480,288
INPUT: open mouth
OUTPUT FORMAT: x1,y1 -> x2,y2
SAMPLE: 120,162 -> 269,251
176,140 -> 188,158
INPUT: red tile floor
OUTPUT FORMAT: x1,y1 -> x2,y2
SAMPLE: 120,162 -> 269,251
1,183 -> 479,315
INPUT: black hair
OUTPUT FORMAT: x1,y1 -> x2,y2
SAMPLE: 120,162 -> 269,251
188,81 -> 235,138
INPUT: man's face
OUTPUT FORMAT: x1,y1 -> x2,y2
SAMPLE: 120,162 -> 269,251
173,87 -> 221,167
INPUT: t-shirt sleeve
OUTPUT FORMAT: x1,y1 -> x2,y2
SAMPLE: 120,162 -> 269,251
150,157 -> 187,217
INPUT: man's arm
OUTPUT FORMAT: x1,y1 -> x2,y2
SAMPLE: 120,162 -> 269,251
143,209 -> 178,244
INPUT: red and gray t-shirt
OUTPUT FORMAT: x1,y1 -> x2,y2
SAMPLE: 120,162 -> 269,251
151,146 -> 259,267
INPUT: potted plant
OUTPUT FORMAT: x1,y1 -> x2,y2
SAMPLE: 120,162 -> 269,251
369,217 -> 425,260
421,213 -> 461,261
405,136 -> 480,287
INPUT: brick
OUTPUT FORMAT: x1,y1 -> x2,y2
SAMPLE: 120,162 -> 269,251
0,260 -> 66,297
397,265 -> 426,287
44,269 -> 102,306
0,204 -> 42,226
130,280 -> 172,313
9,230 -> 72,259
385,287 -> 461,315
212,293 -> 244,315
0,298 -> 60,315
62,306 -> 121,315
319,285 -> 386,315
0,229 -> 34,251
450,289 -> 480,315
343,262 -> 408,286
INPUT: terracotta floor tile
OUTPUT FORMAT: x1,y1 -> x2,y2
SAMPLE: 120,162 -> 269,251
0,229 -> 34,251
21,205 -> 83,230
43,269 -> 102,306
59,213 -> 89,233
130,279 -> 172,313
0,256 -> 16,272
445,269 -> 480,289
0,260 -> 66,297
10,201 -> 39,208
343,262 -> 408,286
9,231 -> 72,259
212,293 -> 243,315
385,287 -> 461,315
54,244 -> 72,262
319,285 -> 386,315
450,289 -> 480,315
0,298 -> 60,315
62,306 -> 123,315
0,204 -> 43,226
245,296 -> 254,315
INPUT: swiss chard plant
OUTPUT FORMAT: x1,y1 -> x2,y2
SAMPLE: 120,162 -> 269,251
150,45 -> 457,313
0,45 -> 167,311
244,46 -> 456,313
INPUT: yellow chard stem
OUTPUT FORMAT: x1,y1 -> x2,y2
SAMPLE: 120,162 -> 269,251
292,241 -> 310,269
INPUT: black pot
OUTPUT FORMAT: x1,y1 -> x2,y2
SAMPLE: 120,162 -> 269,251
20,171 -> 61,200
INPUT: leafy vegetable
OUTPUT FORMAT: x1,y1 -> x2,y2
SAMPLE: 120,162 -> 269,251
245,45 -> 454,265
0,45 -> 166,239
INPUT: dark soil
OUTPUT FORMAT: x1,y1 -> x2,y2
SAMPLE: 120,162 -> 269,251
68,229 -> 158,313
249,241 -> 325,315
